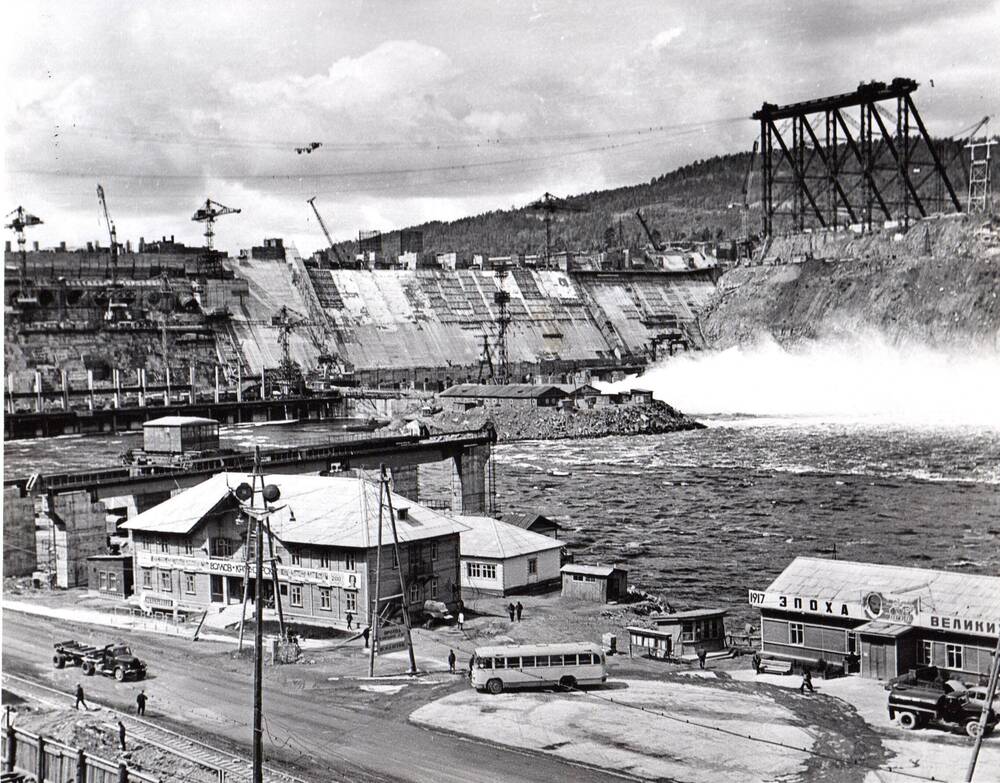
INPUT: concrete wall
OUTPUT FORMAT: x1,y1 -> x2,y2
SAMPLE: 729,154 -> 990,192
3,488 -> 36,577
44,491 -> 109,588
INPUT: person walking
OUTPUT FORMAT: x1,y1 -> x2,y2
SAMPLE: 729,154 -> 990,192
507,603 -> 516,622
695,645 -> 707,670
448,649 -> 456,673
799,668 -> 814,694
346,612 -> 354,631
75,683 -> 88,711
118,721 -> 127,751
751,652 -> 761,675
362,626 -> 371,648
515,601 -> 523,622
457,611 -> 465,631
136,690 -> 147,716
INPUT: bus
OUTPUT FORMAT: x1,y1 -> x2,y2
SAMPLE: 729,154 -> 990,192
470,642 -> 607,694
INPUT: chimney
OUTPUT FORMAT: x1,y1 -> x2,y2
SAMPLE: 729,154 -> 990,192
86,242 -> 93,252
170,235 -> 175,243
60,241 -> 67,251
396,507 -> 409,521
125,240 -> 132,253
4,241 -> 10,253
32,241 -> 39,251
139,237 -> 145,252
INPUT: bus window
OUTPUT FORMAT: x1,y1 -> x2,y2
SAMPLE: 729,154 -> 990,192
521,655 -> 536,667
578,653 -> 592,664
563,654 -> 578,665
504,657 -> 520,669
477,657 -> 493,669
536,656 -> 550,667
549,654 -> 564,666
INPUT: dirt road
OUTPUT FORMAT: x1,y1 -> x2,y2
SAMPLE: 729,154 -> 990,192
2,608 -> 628,783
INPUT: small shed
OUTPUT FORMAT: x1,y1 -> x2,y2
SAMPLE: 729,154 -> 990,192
650,609 -> 729,658
560,563 -> 628,602
143,416 -> 220,454
503,512 -> 561,538
86,554 -> 134,599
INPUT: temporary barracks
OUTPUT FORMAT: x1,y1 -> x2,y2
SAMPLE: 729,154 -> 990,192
750,557 -> 1000,680
121,472 -> 467,628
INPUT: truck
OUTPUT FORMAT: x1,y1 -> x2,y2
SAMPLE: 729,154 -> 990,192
53,640 -> 147,682
888,685 -> 996,737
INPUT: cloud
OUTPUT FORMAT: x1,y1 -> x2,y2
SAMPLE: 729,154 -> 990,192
651,27 -> 684,51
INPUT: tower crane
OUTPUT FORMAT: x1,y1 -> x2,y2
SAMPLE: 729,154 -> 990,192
96,184 -> 119,282
5,205 -> 43,306
192,199 -> 241,251
306,197 -> 346,266
492,263 -> 513,385
238,306 -> 312,396
526,192 -> 588,268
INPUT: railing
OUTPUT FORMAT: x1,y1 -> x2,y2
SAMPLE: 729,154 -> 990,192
2,725 -> 159,783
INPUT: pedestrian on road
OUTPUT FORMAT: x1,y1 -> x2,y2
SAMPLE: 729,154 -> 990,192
448,649 -> 456,673
515,601 -> 523,622
118,721 -> 127,751
362,626 -> 371,648
468,656 -> 475,676
75,684 -> 88,711
136,690 -> 147,716
751,652 -> 761,674
799,668 -> 814,694
457,611 -> 465,630
507,603 -> 516,622
346,612 -> 354,631
695,645 -> 707,669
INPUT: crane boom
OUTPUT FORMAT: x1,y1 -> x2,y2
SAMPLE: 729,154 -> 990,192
97,184 -> 119,281
634,209 -> 663,251
306,197 -> 345,265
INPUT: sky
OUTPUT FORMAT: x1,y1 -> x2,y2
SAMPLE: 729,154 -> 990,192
2,0 -> 998,255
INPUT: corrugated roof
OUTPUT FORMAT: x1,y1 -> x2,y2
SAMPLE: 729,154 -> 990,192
440,383 -> 567,399
122,472 -> 469,547
765,557 -> 1000,624
143,416 -> 219,427
503,512 -> 559,531
561,563 -> 623,577
452,515 -> 562,559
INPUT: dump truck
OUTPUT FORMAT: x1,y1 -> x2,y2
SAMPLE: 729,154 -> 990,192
888,685 -> 996,737
53,640 -> 147,681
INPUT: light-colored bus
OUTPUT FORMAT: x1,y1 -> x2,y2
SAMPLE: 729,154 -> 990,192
470,642 -> 607,694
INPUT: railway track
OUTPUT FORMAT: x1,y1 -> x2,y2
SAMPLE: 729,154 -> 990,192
1,672 -> 310,783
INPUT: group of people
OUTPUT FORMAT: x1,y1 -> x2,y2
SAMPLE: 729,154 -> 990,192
506,602 -> 524,622
73,684 -> 149,752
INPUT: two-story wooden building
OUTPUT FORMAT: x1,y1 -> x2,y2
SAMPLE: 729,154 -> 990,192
121,472 -> 467,628
750,557 -> 1000,681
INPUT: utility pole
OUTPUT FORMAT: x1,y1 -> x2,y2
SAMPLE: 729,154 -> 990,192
368,470 -> 385,678
964,628 -> 1000,781
382,466 -> 417,674
264,515 -> 285,640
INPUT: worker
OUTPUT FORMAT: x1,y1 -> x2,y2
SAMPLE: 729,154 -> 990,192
515,602 -> 523,622
751,652 -> 761,674
75,683 -> 88,711
346,612 -> 354,631
799,668 -> 814,694
118,720 -> 127,751
448,649 -> 456,673
507,603 -> 515,622
362,626 -> 370,648
695,645 -> 707,669
457,611 -> 465,631
136,690 -> 147,716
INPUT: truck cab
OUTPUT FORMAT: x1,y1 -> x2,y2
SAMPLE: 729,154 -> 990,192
888,685 -> 996,737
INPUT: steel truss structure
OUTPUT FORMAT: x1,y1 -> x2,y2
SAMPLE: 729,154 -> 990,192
753,77 -> 962,237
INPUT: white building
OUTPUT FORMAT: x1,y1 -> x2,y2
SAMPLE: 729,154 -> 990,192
453,515 -> 563,597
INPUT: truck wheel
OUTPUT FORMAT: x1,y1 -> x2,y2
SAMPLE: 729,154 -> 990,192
486,678 -> 504,695
82,661 -> 95,676
559,676 -> 577,690
137,671 -> 146,681
966,720 -> 983,738
897,711 -> 919,730
53,655 -> 66,669
114,667 -> 125,682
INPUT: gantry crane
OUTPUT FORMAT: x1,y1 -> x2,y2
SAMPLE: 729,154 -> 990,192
97,184 -> 119,282
526,192 -> 588,268
5,205 -> 43,306
306,196 -> 346,266
192,199 -> 241,250
238,306 -> 312,396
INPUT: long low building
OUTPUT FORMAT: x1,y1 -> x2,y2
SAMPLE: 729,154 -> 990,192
750,557 -> 1000,681
121,472 -> 468,628
453,515 -> 563,596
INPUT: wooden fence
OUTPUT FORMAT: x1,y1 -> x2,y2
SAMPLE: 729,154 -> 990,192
2,725 -> 160,783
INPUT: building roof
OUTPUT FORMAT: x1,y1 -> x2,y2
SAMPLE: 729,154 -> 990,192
652,609 -> 728,622
473,642 -> 604,657
503,512 -> 560,531
552,384 -> 602,396
143,416 -> 219,427
452,515 -> 562,560
765,557 -> 1000,625
122,472 -> 469,547
854,620 -> 914,638
440,383 -> 567,400
561,563 -> 624,578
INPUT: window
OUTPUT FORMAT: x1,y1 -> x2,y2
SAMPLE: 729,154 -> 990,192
429,577 -> 439,597
917,640 -> 932,666
184,572 -> 196,594
466,562 -> 497,580
291,551 -> 301,566
345,551 -> 356,571
946,644 -> 963,670
549,654 -> 564,666
142,568 -> 153,589
108,572 -> 118,591
535,655 -> 550,667
159,537 -> 168,553
521,655 -> 536,667
846,632 -> 858,655
681,621 -> 694,641
409,582 -> 421,603
345,591 -> 357,613
99,571 -> 108,590
184,541 -> 193,556
572,573 -> 596,583
211,538 -> 233,557
503,657 -> 521,669
527,558 -> 538,575
159,571 -> 172,592
289,584 -> 303,608
319,552 -> 331,569
430,541 -> 439,560
789,623 -> 804,646
319,587 -> 332,611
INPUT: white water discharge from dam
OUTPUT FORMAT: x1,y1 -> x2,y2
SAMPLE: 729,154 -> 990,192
605,334 -> 1000,427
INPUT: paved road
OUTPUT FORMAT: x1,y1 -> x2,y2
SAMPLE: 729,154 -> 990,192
2,609 -> 627,783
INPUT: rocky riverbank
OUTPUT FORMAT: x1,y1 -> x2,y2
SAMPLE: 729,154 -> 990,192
387,400 -> 703,442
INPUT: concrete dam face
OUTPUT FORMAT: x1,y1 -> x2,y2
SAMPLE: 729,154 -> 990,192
229,259 -> 718,381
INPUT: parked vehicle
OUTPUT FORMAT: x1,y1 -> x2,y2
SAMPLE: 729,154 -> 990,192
471,642 -> 607,695
53,640 -> 147,681
888,685 -> 996,737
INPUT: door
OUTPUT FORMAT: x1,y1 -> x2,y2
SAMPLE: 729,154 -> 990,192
210,575 -> 224,603
226,576 -> 244,604
869,641 -> 887,680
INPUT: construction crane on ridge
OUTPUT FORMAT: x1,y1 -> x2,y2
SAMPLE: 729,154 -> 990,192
307,197 -> 346,266
192,198 -> 241,251
527,192 -> 588,268
5,205 -> 43,306
96,184 -> 119,282
635,208 -> 665,252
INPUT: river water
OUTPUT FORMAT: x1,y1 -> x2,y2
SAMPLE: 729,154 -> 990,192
6,415 -> 999,627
